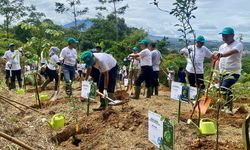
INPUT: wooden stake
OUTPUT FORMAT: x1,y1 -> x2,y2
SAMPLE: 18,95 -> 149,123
0,131 -> 35,150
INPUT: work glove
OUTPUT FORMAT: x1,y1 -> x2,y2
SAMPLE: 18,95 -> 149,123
102,89 -> 108,98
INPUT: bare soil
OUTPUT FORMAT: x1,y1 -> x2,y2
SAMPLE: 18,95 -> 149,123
0,83 -> 249,150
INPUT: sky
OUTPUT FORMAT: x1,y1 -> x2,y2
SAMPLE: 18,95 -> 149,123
1,0 -> 250,42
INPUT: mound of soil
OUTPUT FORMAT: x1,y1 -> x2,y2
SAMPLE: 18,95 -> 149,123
114,90 -> 129,100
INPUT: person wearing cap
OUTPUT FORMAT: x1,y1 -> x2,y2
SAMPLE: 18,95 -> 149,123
82,51 -> 118,111
149,42 -> 162,95
128,39 -> 153,99
180,35 -> 212,89
60,37 -> 78,95
41,47 -> 61,97
89,46 -> 102,84
2,43 -> 24,90
128,47 -> 141,86
215,27 -> 243,113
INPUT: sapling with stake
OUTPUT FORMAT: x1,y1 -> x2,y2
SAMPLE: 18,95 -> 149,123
169,0 -> 202,123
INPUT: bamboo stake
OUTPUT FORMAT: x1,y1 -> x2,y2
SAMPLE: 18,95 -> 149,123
0,98 -> 25,112
0,95 -> 43,114
0,131 -> 35,150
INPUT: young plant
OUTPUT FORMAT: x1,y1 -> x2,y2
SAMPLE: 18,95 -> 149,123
169,0 -> 202,121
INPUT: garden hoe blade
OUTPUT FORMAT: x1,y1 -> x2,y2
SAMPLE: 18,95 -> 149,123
96,91 -> 123,105
195,95 -> 212,115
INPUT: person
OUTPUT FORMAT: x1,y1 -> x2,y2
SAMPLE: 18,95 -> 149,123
60,37 -> 78,95
128,47 -> 141,86
76,60 -> 86,78
41,47 -> 61,96
128,39 -> 153,99
167,67 -> 175,89
215,27 -> 243,113
82,51 -> 118,111
40,49 -> 48,77
180,35 -> 212,89
178,66 -> 186,83
90,47 -> 101,84
2,43 -> 24,90
149,42 -> 162,95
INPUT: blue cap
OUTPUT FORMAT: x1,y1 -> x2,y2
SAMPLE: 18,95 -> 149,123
196,35 -> 205,43
219,27 -> 234,35
81,51 -> 94,68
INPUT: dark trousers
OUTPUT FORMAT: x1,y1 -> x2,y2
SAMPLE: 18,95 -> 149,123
98,65 -> 118,93
220,74 -> 240,109
152,71 -> 159,87
135,66 -> 153,88
187,72 -> 204,89
8,69 -> 22,89
91,67 -> 100,83
45,67 -> 59,90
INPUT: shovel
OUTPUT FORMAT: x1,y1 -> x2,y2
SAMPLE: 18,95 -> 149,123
195,59 -> 217,115
96,91 -> 123,105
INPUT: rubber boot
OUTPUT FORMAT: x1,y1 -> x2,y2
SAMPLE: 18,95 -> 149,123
131,86 -> 141,99
65,81 -> 72,96
155,86 -> 159,96
5,80 -> 10,90
18,81 -> 22,89
41,79 -> 50,91
151,87 -> 154,96
93,98 -> 106,111
10,81 -> 16,90
146,87 -> 152,98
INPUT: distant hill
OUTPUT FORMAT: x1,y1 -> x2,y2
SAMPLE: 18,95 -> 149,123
148,34 -> 250,51
63,19 -> 93,31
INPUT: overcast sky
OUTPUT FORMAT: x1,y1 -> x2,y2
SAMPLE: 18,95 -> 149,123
2,0 -> 250,42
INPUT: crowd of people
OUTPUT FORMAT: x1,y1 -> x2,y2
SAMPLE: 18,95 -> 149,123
1,27 -> 243,114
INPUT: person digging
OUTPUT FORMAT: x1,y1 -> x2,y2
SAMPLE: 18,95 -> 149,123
2,43 -> 25,90
214,27 -> 243,114
81,51 -> 118,111
40,47 -> 61,99
60,37 -> 78,96
128,39 -> 153,99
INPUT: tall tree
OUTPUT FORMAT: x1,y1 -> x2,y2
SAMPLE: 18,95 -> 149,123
0,0 -> 28,38
96,0 -> 129,41
55,0 -> 88,30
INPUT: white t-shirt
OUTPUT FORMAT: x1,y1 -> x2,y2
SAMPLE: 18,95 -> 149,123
40,51 -> 47,64
180,45 -> 212,74
47,55 -> 60,70
151,49 -> 162,71
93,53 -> 117,73
2,50 -> 22,70
25,65 -> 31,72
60,46 -> 77,66
77,63 -> 86,71
138,48 -> 152,67
129,54 -> 140,71
219,40 -> 243,74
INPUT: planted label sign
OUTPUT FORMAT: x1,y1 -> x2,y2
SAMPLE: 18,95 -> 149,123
171,81 -> 197,101
81,81 -> 91,99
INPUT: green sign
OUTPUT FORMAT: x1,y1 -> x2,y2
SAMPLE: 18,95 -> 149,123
160,118 -> 174,150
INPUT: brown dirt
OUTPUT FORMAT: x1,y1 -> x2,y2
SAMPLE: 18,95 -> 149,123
114,90 -> 130,100
0,84 -> 248,150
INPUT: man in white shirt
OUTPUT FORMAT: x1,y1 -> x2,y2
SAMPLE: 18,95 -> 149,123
149,42 -> 162,95
82,51 -> 118,111
128,39 -> 153,99
180,35 -> 212,89
215,27 -> 243,113
2,43 -> 24,90
60,37 -> 78,95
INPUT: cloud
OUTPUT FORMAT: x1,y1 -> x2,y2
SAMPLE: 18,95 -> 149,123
0,0 -> 249,42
